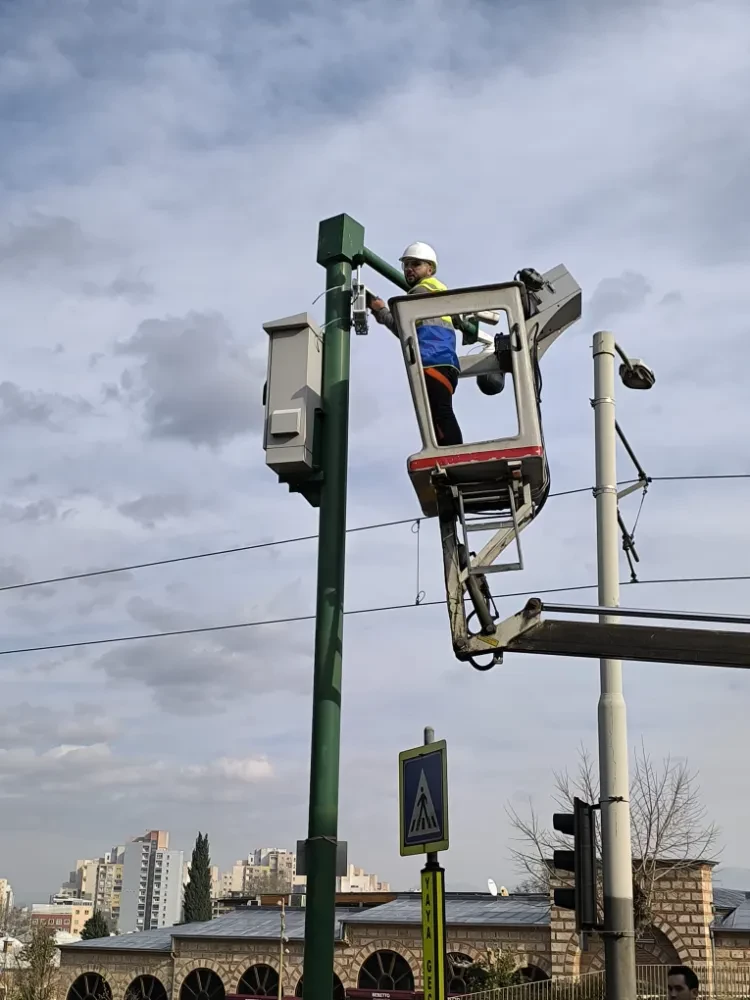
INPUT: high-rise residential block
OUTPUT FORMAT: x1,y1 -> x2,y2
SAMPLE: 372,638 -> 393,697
119,831 -> 183,933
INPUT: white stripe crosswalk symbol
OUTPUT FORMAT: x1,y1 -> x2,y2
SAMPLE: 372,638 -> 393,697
408,769 -> 441,838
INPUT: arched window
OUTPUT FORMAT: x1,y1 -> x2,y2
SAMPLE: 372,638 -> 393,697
294,974 -> 345,1000
67,974 -> 113,1000
180,969 -> 225,1000
635,925 -> 680,966
358,951 -> 414,992
446,953 -> 474,994
237,966 -> 279,998
126,977 -> 168,1000
519,966 -> 550,983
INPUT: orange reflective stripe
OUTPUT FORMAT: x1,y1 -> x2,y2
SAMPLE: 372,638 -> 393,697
424,367 -> 455,394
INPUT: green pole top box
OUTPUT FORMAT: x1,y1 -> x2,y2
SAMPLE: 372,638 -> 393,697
317,214 -> 365,267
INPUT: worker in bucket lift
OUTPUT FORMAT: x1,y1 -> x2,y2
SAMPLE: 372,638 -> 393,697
368,242 -> 463,446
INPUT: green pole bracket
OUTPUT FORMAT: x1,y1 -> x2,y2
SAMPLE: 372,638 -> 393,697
361,244 -> 479,344
361,246 -> 408,291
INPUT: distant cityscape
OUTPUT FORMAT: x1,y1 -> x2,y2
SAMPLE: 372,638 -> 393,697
0,828 -> 389,942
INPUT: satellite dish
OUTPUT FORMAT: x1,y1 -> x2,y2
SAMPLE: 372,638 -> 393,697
487,878 -> 498,897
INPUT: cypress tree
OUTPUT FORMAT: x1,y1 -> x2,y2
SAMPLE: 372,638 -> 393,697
183,831 -> 213,922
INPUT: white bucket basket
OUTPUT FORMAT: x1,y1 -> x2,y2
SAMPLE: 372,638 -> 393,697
390,281 -> 545,518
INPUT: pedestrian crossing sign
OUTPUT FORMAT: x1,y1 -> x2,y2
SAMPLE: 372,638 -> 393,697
399,740 -> 449,856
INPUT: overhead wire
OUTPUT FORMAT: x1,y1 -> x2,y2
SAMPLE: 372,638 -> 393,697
652,474 -> 750,482
2,571 -> 750,659
1,472 -> 748,597
0,515 -> 418,594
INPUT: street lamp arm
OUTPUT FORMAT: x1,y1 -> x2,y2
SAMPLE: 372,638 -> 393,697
614,341 -> 633,369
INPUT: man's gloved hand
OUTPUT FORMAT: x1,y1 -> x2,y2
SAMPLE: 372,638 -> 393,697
368,297 -> 386,314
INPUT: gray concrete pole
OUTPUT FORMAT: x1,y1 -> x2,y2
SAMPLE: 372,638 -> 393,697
593,331 -> 637,1000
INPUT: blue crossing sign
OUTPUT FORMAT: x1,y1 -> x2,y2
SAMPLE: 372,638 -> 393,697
399,740 -> 449,856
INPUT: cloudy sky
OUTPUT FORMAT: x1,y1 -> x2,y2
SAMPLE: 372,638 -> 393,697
2,0 -> 750,904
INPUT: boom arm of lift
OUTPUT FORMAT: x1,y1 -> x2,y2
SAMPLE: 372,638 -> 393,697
389,264 -> 582,669
478,598 -> 750,671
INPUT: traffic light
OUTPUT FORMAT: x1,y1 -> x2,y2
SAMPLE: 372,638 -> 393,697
552,796 -> 597,931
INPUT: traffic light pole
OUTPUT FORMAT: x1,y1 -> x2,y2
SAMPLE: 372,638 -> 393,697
302,216 -> 362,1000
593,331 -> 637,1000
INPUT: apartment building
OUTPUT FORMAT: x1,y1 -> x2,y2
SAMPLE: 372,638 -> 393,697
336,865 -> 390,893
57,848 -> 124,926
94,853 -> 124,926
249,848 -> 296,882
31,898 -> 94,936
119,831 -> 183,933
217,853 -> 388,899
220,849 -> 296,896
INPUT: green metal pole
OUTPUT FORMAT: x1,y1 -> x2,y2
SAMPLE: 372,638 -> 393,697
303,215 -> 363,1000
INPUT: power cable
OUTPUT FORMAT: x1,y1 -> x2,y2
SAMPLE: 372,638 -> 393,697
2,572 -> 750,659
653,474 -> 750,483
2,472 -> 748,598
0,515 -> 418,595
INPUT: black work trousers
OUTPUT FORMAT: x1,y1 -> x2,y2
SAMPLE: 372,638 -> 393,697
424,366 -> 463,446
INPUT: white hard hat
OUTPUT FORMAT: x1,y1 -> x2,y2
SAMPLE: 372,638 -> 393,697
399,242 -> 438,269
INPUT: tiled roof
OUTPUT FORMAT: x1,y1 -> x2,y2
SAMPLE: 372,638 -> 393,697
62,885 -> 750,952
341,893 -> 549,927
62,894 -> 549,954
173,908 -> 346,941
714,888 -> 749,911
62,927 -> 176,953
61,908 -> 347,953
719,899 -> 750,932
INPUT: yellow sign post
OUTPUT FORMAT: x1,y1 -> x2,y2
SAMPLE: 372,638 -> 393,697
420,864 -> 446,1000
400,727 -> 449,1000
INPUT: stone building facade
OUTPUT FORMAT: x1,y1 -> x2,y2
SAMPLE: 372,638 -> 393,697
550,860 -> 718,978
57,862 -> 750,1000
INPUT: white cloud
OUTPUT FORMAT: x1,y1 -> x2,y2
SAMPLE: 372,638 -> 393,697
0,702 -> 120,749
186,756 -> 273,783
0,727 -> 275,805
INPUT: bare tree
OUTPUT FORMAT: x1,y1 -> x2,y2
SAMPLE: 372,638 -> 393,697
2,909 -> 31,944
7,925 -> 58,1000
506,742 -> 720,931
242,871 -> 292,896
